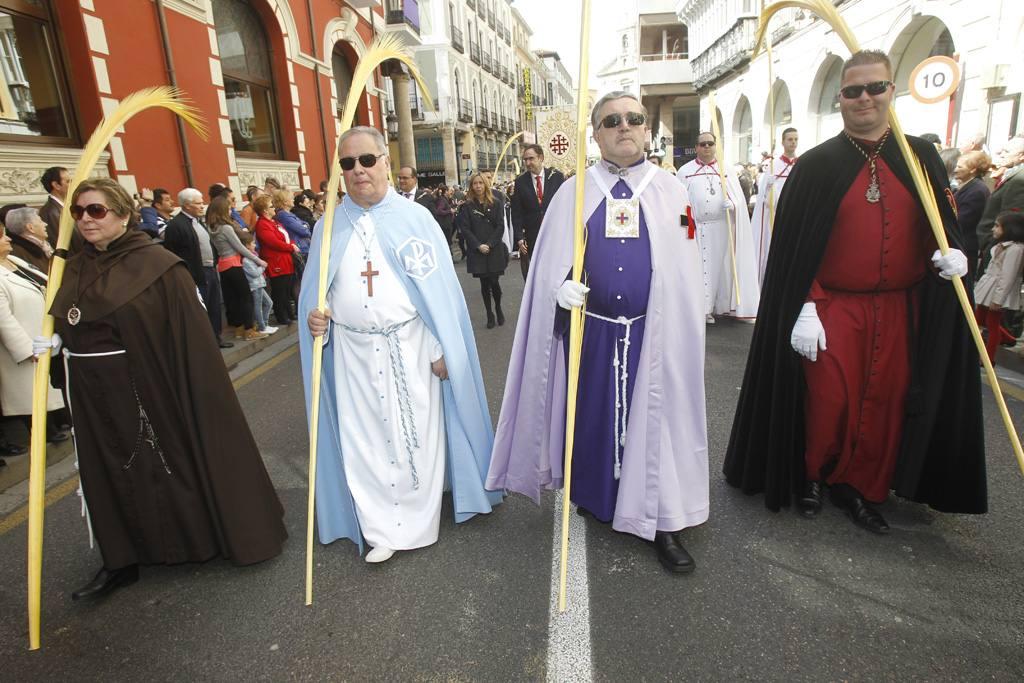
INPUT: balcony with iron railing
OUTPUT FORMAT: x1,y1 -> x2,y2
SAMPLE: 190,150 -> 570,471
451,26 -> 464,53
487,8 -> 495,28
478,105 -> 488,125
489,111 -> 498,129
496,19 -> 505,41
458,98 -> 474,123
690,17 -> 757,90
482,52 -> 492,73
466,0 -> 475,9
385,0 -> 420,36
477,1 -> 486,19
470,42 -> 481,65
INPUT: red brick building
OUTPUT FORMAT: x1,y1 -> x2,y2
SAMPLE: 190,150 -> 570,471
0,0 -> 385,206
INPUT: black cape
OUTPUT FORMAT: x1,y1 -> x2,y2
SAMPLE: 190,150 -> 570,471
723,132 -> 986,514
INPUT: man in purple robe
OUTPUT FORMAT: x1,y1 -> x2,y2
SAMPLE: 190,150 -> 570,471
486,92 -> 709,572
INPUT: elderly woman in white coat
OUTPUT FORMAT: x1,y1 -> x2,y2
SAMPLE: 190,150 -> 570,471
0,224 -> 67,461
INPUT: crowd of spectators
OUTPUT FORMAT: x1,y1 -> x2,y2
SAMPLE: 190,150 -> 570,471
0,168 -> 333,463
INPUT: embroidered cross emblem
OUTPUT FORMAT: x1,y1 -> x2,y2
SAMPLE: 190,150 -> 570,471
549,133 -> 570,156
615,210 -> 630,227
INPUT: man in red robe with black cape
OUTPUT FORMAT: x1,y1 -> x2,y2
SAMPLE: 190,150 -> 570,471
724,50 -> 986,533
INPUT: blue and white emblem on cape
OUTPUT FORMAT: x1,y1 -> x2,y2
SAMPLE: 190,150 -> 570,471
397,237 -> 438,280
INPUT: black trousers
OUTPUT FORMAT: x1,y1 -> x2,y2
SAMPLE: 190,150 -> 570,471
198,266 -> 223,340
220,266 -> 255,328
269,274 -> 293,325
519,250 -> 531,280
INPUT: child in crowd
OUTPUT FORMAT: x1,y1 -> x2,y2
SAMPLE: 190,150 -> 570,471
240,230 -> 277,335
975,211 -> 1024,363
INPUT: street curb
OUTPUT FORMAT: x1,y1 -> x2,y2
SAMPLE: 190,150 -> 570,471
0,328 -> 299,497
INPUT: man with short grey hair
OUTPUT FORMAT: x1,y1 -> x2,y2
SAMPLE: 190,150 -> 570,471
163,188 -> 232,348
6,206 -> 53,273
488,92 -> 709,573
300,125 -> 501,564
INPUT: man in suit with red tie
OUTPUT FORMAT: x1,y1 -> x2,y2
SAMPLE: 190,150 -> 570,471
511,144 -> 565,279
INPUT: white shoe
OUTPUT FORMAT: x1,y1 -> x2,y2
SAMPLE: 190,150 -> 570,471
705,314 -> 716,324
262,326 -> 278,334
365,546 -> 395,563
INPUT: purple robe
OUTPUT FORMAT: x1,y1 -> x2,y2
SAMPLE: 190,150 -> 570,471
564,178 -> 651,521
486,160 -> 710,539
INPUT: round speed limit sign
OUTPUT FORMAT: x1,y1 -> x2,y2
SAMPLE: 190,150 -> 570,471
909,56 -> 961,104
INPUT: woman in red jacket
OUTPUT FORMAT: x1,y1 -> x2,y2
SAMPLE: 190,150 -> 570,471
252,194 -> 297,325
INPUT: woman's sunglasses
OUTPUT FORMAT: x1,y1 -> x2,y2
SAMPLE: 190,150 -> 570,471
340,153 -> 387,171
839,80 -> 892,99
599,112 -> 646,129
70,203 -> 110,220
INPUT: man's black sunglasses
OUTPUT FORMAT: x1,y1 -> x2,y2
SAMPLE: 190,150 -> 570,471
340,153 -> 387,171
599,112 -> 646,129
839,80 -> 892,99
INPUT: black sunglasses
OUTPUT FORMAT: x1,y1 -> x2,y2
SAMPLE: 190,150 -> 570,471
840,80 -> 892,99
599,112 -> 646,129
340,153 -> 386,171
70,203 -> 110,220
697,141 -> 716,148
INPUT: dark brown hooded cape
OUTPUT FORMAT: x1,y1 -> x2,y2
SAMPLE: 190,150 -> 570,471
723,133 -> 986,515
51,230 -> 286,568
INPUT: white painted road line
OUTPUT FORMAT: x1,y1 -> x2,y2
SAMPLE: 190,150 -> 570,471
546,490 -> 594,682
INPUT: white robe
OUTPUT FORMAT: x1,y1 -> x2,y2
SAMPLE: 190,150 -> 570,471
751,155 -> 797,285
676,160 -> 760,318
326,212 -> 446,551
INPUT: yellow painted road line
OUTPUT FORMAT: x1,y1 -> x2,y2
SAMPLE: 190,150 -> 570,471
982,374 -> 1024,403
0,476 -> 79,536
0,343 -> 298,536
232,344 -> 298,390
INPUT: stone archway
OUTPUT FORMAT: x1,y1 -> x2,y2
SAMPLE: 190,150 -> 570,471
733,95 -> 752,164
807,55 -> 843,145
763,79 -> 793,146
888,15 -> 956,141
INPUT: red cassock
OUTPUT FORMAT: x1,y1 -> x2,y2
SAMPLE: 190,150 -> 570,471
802,155 -> 936,502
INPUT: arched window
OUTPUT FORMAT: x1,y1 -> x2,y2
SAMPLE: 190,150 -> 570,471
0,1 -> 75,144
331,45 -> 354,120
213,0 -> 280,157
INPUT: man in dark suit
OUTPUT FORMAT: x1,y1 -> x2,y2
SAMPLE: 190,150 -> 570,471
162,188 -> 232,348
976,137 -> 1024,259
37,166 -> 70,250
510,144 -> 565,279
397,166 -> 440,221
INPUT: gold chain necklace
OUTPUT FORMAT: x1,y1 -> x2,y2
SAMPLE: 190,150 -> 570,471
843,128 -> 892,204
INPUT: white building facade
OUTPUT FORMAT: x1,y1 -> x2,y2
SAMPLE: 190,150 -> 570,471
678,0 -> 1024,165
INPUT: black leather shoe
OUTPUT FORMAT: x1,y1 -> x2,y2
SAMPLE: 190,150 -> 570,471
797,480 -> 824,518
654,531 -> 696,574
71,565 -> 139,601
830,486 -> 890,535
218,340 -> 234,349
0,441 -> 27,456
575,505 -> 588,517
496,307 -> 505,326
47,429 -> 70,444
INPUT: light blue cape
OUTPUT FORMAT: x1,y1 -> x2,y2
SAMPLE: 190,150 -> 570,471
298,189 -> 502,551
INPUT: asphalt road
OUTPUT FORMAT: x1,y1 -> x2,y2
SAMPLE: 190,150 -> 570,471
1,260 -> 1023,681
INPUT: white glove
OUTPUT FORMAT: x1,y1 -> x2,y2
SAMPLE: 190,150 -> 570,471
790,302 -> 827,362
931,248 -> 968,280
32,333 -> 61,358
556,280 -> 590,310
723,198 -> 734,212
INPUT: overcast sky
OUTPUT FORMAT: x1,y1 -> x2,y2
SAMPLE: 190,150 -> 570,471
511,0 -> 638,89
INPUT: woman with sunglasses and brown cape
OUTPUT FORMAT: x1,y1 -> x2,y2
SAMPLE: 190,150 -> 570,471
39,177 -> 286,601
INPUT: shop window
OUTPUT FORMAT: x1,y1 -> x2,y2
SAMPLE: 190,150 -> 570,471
213,0 -> 280,157
0,0 -> 75,144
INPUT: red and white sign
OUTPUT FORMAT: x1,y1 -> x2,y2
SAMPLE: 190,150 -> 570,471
909,56 -> 961,104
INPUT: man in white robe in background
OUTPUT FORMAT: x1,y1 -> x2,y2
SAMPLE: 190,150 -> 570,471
677,131 -> 760,322
751,127 -> 799,284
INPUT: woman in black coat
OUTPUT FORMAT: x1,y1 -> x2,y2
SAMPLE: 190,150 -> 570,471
455,172 -> 508,328
952,150 -> 992,278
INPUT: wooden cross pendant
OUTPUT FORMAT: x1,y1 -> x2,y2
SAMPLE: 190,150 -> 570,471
361,260 -> 380,297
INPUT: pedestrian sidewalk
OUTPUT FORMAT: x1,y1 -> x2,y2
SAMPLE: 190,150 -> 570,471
0,325 -> 299,496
